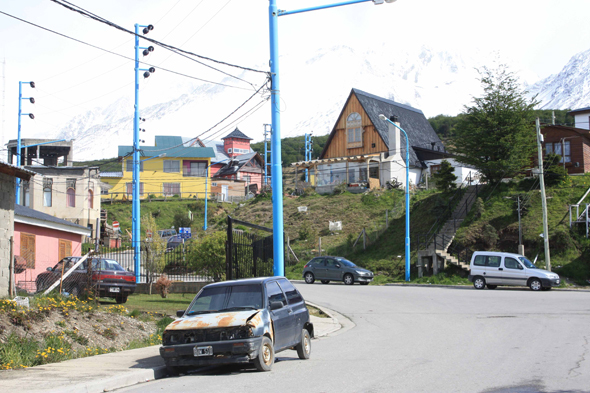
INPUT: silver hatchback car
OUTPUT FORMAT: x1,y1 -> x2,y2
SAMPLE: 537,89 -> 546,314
302,256 -> 374,285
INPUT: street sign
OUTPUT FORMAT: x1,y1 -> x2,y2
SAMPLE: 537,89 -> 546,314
112,221 -> 119,229
179,227 -> 192,239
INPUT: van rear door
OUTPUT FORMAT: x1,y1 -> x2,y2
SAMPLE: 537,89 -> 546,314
484,255 -> 503,285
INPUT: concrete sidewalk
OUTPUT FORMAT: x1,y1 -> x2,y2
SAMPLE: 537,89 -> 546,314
0,303 -> 341,393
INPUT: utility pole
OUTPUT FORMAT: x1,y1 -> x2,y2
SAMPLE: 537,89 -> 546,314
536,118 -> 551,271
1,59 -> 5,160
517,195 -> 524,256
16,81 -> 35,204
304,133 -> 313,182
132,23 -> 155,283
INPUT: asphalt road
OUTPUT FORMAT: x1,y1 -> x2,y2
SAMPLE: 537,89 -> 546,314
116,284 -> 590,393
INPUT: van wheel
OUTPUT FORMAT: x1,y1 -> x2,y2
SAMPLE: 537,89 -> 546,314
529,278 -> 542,291
486,285 -> 497,289
473,277 -> 486,289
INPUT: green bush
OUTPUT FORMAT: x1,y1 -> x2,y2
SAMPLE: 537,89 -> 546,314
298,221 -> 316,242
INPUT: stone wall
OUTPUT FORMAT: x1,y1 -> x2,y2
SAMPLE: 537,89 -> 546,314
0,173 -> 16,298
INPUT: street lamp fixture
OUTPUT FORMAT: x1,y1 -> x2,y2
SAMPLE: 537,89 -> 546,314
379,113 -> 410,281
269,0 -> 397,277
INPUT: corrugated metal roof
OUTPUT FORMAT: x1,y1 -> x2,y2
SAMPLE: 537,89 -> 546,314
100,172 -> 123,178
118,145 -> 215,159
214,152 -> 261,177
15,204 -> 91,234
568,107 -> 590,115
0,161 -> 36,180
155,136 -> 184,148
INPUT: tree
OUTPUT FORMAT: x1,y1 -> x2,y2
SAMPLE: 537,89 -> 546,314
449,65 -> 538,183
432,160 -> 457,192
543,153 -> 568,186
142,213 -> 167,293
172,212 -> 192,230
186,231 -> 226,282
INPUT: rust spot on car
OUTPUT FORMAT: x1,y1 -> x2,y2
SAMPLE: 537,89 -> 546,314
247,312 -> 262,328
216,313 -> 235,327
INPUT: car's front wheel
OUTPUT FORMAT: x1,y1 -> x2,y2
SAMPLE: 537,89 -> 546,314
343,274 -> 354,285
254,336 -> 274,371
304,272 -> 315,284
529,278 -> 542,291
295,329 -> 311,360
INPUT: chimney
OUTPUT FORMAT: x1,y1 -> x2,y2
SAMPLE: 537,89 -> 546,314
388,115 -> 401,158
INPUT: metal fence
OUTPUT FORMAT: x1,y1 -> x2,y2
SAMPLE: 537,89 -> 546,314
226,216 -> 275,280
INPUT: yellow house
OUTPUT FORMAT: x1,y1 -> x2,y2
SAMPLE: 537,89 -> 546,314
100,136 -> 215,200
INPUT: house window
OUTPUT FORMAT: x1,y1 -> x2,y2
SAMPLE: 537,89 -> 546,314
125,159 -> 144,172
88,189 -> 94,209
22,181 -> 30,207
228,148 -> 233,153
20,233 -> 36,269
190,162 -> 207,177
163,183 -> 181,196
67,188 -> 76,207
59,239 -> 72,261
126,182 -> 144,197
43,178 -> 53,207
163,160 -> 180,173
430,164 -> 442,174
546,141 -> 571,163
346,112 -> 363,148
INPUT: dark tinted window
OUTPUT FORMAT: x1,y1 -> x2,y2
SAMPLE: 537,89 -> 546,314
473,255 -> 486,266
278,279 -> 303,304
504,257 -> 520,269
488,256 -> 501,267
265,281 -> 286,306
326,259 -> 338,268
311,258 -> 324,266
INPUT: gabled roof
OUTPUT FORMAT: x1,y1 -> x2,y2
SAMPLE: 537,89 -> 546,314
320,88 -> 442,167
15,204 -> 91,236
214,152 -> 262,177
202,140 -> 230,162
568,107 -> 590,115
222,127 -> 253,141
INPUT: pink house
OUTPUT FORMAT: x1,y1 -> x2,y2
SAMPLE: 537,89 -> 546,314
13,204 -> 91,293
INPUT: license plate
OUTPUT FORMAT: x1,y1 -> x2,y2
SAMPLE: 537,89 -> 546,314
109,287 -> 120,293
194,346 -> 213,357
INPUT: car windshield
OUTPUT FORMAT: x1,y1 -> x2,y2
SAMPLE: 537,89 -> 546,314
186,284 -> 263,316
336,258 -> 357,267
518,257 -> 536,269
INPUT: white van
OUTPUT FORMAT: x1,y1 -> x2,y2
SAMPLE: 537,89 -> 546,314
468,251 -> 560,291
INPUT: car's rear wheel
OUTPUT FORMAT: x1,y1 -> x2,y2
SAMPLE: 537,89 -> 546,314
486,284 -> 497,289
529,278 -> 542,291
116,294 -> 128,304
254,336 -> 274,371
295,329 -> 311,360
473,276 -> 486,290
343,274 -> 354,285
304,272 -> 315,284
321,280 -> 330,284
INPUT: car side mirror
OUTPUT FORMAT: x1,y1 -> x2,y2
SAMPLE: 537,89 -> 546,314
519,265 -> 524,270
270,301 -> 284,310
335,264 -> 341,268
176,310 -> 185,318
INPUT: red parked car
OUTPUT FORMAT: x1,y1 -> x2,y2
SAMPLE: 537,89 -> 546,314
36,257 -> 136,303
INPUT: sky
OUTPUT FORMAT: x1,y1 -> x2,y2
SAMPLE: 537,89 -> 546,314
1,0 -> 589,156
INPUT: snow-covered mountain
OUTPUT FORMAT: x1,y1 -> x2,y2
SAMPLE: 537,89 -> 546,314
42,44 -> 590,161
527,48 -> 590,109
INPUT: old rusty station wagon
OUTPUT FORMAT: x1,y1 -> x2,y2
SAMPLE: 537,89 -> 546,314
160,277 -> 313,373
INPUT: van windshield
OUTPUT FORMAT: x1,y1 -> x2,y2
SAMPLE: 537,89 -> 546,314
518,257 -> 536,269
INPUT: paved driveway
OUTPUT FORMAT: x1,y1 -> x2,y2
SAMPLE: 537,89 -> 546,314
117,284 -> 590,392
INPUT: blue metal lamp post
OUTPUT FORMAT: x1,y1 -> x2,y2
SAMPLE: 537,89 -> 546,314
132,23 -> 155,283
16,81 -> 35,204
203,159 -> 230,231
379,114 -> 410,281
268,0 -> 396,277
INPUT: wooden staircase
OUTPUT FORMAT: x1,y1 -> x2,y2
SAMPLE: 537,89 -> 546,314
428,185 -> 479,271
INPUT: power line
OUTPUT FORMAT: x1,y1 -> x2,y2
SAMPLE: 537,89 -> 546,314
0,10 -> 256,91
50,0 -> 267,79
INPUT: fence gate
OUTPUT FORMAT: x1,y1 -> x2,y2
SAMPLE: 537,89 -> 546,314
226,216 -> 276,280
